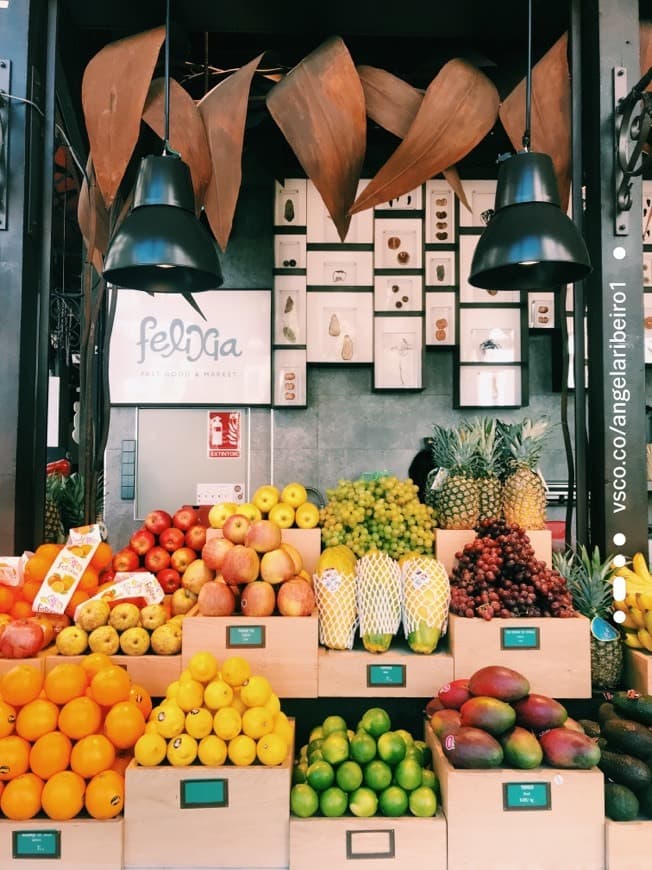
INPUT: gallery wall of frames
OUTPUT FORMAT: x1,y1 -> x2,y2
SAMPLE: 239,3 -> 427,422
272,177 -> 560,410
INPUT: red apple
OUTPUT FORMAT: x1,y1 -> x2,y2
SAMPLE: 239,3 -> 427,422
259,547 -> 296,585
144,509 -> 173,536
173,505 -> 199,531
156,567 -> 182,594
185,524 -> 207,553
244,519 -> 282,554
201,536 -> 234,571
220,545 -> 260,585
182,559 -> 215,595
222,513 -> 252,545
158,527 -> 185,553
197,581 -> 237,616
144,546 -> 171,574
240,580 -> 276,617
112,547 -> 140,573
170,547 -> 198,573
129,527 -> 156,556
276,578 -> 315,616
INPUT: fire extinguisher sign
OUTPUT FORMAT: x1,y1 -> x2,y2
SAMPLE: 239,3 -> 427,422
207,411 -> 241,459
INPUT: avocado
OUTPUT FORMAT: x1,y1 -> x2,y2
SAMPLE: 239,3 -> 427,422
597,702 -> 623,727
578,719 -> 601,739
602,718 -> 652,760
598,749 -> 652,792
604,782 -> 639,821
638,783 -> 652,817
611,692 -> 652,726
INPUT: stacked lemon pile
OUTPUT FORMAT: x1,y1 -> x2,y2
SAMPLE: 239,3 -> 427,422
134,652 -> 293,768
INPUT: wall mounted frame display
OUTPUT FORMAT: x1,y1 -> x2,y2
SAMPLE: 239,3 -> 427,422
458,179 -> 498,228
425,250 -> 456,287
274,234 -> 307,270
374,186 -> 423,211
306,250 -> 374,287
528,292 -> 556,329
306,179 -> 373,244
643,180 -> 652,243
459,235 -> 520,303
373,218 -> 423,270
273,276 -> 306,346
565,316 -> 588,389
274,178 -> 307,228
374,274 -> 423,313
373,315 -> 423,389
425,179 -> 456,244
644,251 -> 652,287
273,349 -> 307,407
459,307 -> 522,363
306,291 -> 373,363
645,295 -> 652,365
458,365 -> 522,408
425,291 -> 456,346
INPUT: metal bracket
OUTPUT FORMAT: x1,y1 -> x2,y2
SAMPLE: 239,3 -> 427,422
0,59 -> 10,231
614,64 -> 652,236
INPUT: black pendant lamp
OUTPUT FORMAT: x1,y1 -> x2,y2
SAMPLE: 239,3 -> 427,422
103,0 -> 222,305
469,0 -> 591,292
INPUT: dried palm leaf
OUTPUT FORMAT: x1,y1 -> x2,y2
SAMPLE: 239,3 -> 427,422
266,36 -> 366,241
198,53 -> 264,251
350,59 -> 498,215
77,155 -> 109,273
81,26 -> 165,208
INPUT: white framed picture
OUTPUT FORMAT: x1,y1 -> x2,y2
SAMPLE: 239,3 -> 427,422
645,294 -> 652,365
274,234 -> 307,270
528,292 -> 555,328
306,291 -> 373,363
458,179 -> 497,228
273,349 -> 307,406
374,186 -> 423,211
425,179 -> 456,244
306,179 -> 373,244
274,178 -> 307,227
644,251 -> 652,288
273,275 -> 306,345
458,365 -> 522,408
459,307 -> 521,363
373,316 -> 423,389
643,180 -> 652,243
425,291 -> 456,346
306,250 -> 374,287
425,251 -> 456,287
373,274 -> 423,312
459,235 -> 520,303
373,218 -> 423,270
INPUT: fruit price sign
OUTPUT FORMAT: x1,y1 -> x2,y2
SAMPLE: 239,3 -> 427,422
109,289 -> 271,405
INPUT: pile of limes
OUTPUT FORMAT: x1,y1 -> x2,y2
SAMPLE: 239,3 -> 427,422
134,652 -> 293,769
290,707 -> 439,819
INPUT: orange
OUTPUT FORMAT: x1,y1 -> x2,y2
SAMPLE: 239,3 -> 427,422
0,587 -> 17,614
0,701 -> 16,738
41,769 -> 85,820
78,566 -> 99,592
34,543 -> 63,562
23,555 -> 52,584
90,542 -> 113,572
29,731 -> 72,780
20,580 -> 42,604
0,772 -> 43,820
44,663 -> 88,705
64,589 -> 89,619
1,665 -> 43,707
129,683 -> 152,719
0,735 -> 30,780
70,733 -> 115,778
58,695 -> 102,740
9,599 -> 34,621
111,750 -> 133,776
15,698 -> 59,742
80,652 -> 114,680
89,665 -> 131,707
103,701 -> 145,750
85,769 -> 124,820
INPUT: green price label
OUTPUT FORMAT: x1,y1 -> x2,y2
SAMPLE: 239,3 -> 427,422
367,664 -> 406,687
500,626 -> 540,649
180,778 -> 228,808
226,625 -> 265,648
12,830 -> 61,859
503,782 -> 551,811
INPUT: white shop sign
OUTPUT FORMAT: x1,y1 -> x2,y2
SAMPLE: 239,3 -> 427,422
109,289 -> 271,405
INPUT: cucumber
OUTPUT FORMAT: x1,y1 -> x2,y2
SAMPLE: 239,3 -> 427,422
598,749 -> 652,792
605,782 -> 640,821
611,692 -> 652,726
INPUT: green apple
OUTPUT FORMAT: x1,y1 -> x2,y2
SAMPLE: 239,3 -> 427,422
238,502 -> 263,522
208,501 -> 238,529
295,502 -> 320,529
268,502 -> 295,529
280,482 -> 308,509
252,485 -> 280,515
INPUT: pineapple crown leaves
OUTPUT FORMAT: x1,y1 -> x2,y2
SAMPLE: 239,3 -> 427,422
501,415 -> 550,476
470,416 -> 505,479
552,544 -> 616,618
431,423 -> 481,476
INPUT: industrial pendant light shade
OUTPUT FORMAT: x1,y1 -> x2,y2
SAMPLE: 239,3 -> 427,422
468,151 -> 591,291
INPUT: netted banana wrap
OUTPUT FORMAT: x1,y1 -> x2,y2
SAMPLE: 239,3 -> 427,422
401,556 -> 450,654
356,552 -> 402,653
313,567 -> 358,650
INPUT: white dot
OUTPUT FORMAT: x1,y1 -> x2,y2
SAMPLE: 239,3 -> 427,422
613,533 -> 626,546
613,246 -> 627,260
613,576 -> 626,601
613,610 -> 626,624
613,553 -> 627,568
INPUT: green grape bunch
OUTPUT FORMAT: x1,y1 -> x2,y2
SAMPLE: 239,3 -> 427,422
318,475 -> 437,559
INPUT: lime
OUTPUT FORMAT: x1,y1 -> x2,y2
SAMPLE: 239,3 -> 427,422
292,761 -> 308,785
394,728 -> 414,747
308,737 -> 323,755
350,730 -> 376,765
309,725 -> 324,743
421,768 -> 438,792
413,739 -> 431,767
364,759 -> 393,792
409,785 -> 438,817
348,786 -> 378,817
322,714 -> 348,737
335,760 -> 363,792
379,785 -> 409,817
359,707 -> 391,738
377,731 -> 407,766
290,783 -> 319,818
308,749 -> 324,765
321,732 -> 349,766
306,759 -> 335,791
394,757 -> 423,791
319,785 -> 348,817
299,744 -> 309,762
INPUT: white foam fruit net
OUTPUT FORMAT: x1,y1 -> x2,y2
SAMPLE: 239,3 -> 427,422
401,556 -> 450,640
313,568 -> 358,650
356,552 -> 402,639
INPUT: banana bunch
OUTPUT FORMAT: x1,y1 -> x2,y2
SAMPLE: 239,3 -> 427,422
614,552 -> 652,651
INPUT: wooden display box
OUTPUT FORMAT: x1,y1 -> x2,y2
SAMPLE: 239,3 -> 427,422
0,646 -> 54,678
123,743 -> 293,869
426,724 -> 604,870
605,819 -> 652,869
318,644 -> 454,698
289,813 -> 447,869
0,816 -> 123,869
45,653 -> 181,698
434,528 -> 552,575
206,527 -> 322,576
448,613 -> 592,698
182,613 -> 319,697
623,647 -> 652,693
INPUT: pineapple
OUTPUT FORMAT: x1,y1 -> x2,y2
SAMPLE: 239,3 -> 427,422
473,417 -> 504,522
501,417 -> 549,529
553,545 -> 623,690
430,423 -> 480,530
44,475 -> 65,543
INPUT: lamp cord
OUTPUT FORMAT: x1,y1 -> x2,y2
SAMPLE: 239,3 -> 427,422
523,0 -> 532,152
163,0 -> 171,154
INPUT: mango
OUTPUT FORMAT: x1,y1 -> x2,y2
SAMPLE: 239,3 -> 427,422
460,696 -> 516,736
513,694 -> 568,732
440,726 -> 504,769
538,727 -> 601,769
429,709 -> 462,740
500,726 -> 543,769
467,665 -> 530,702
438,678 -> 471,710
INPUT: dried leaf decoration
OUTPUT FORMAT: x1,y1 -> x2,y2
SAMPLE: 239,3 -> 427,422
81,26 -> 165,208
77,155 -> 109,273
499,33 -> 571,212
142,77 -> 212,211
266,36 -> 366,241
640,21 -> 652,86
351,59 -> 499,215
198,53 -> 264,252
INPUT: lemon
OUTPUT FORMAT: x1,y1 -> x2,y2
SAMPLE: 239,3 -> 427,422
198,734 -> 227,766
213,706 -> 242,741
144,721 -> 159,735
153,703 -> 185,739
188,651 -> 219,684
203,679 -> 233,711
175,679 -> 205,712
185,707 -> 214,740
178,669 -> 193,684
273,711 -> 294,745
165,680 -> 180,700
167,733 -> 198,767
242,706 -> 274,739
264,692 -> 281,716
227,734 -> 256,766
256,732 -> 288,766
134,732 -> 167,767
230,688 -> 247,715
221,656 -> 251,688
240,675 -> 272,708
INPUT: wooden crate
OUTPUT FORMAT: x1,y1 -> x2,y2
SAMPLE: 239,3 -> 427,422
0,816 -> 123,869
605,819 -> 652,869
318,645 -> 454,698
0,646 -> 54,678
623,647 -> 652,693
448,613 -> 592,698
434,528 -> 552,575
426,723 -> 604,870
289,813 -> 447,869
206,527 -> 321,577
45,653 -> 182,698
182,613 -> 318,697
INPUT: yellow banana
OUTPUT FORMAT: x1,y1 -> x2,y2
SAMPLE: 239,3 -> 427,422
626,592 -> 640,609
637,628 -> 652,652
624,630 -> 645,649
645,610 -> 652,635
617,567 -> 652,594
614,600 -> 628,613
633,552 -> 652,584
629,607 -> 646,630
637,592 -> 652,611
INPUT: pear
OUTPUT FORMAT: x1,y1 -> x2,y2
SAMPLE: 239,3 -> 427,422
139,603 -> 168,631
76,599 -> 111,632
